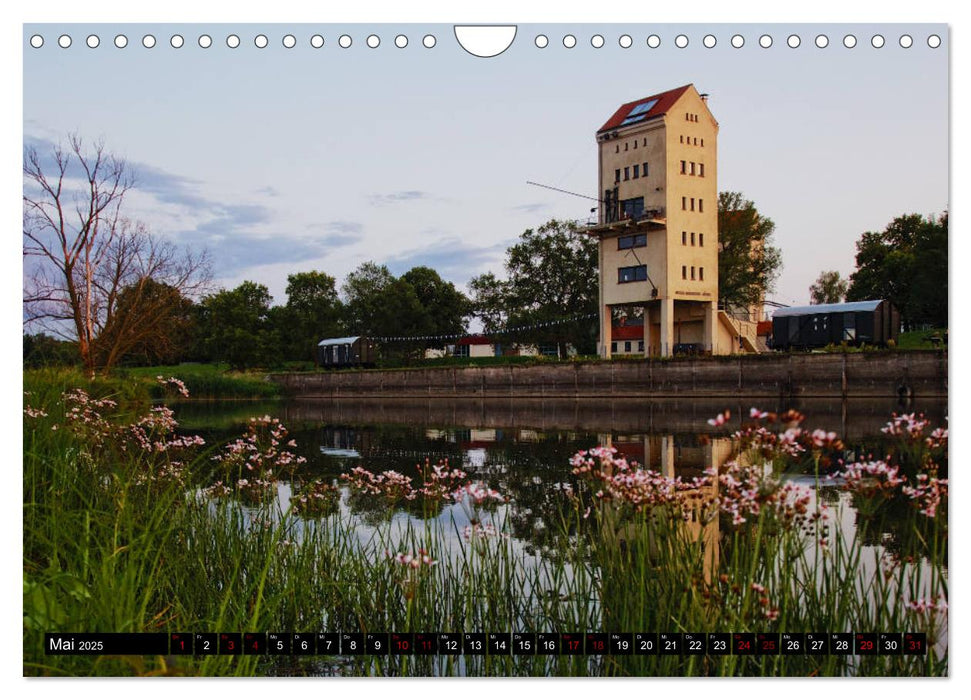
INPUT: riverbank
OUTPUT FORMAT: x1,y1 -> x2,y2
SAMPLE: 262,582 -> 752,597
24,365 -> 281,403
271,350 -> 947,400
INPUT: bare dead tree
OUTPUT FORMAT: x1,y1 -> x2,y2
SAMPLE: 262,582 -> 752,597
24,134 -> 210,374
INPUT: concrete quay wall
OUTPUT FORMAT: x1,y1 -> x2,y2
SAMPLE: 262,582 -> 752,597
269,351 -> 947,401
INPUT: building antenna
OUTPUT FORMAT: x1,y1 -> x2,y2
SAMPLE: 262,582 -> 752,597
526,180 -> 603,204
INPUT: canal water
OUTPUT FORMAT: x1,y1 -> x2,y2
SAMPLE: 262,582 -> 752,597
172,395 -> 947,565
171,395 -> 948,673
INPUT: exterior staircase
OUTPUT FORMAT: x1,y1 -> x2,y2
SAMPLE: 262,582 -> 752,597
718,310 -> 761,353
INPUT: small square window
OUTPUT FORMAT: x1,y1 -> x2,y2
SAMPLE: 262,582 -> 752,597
624,341 -> 632,353
611,342 -> 618,353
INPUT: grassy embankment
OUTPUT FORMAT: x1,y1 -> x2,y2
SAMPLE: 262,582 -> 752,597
23,375 -> 948,676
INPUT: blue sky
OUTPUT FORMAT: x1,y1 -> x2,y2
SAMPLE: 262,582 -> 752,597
22,21 -> 947,310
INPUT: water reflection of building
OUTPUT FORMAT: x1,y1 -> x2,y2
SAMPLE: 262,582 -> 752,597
601,434 -> 735,582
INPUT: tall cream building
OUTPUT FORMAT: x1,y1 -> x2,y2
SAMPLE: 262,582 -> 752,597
588,84 -> 758,357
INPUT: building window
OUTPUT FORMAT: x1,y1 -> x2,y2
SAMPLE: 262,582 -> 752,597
699,163 -> 705,177
690,197 -> 695,211
615,145 -> 619,154
691,232 -> 696,245
642,162 -> 648,176
686,112 -> 690,120
699,199 -> 704,213
680,160 -> 687,174
694,137 -> 698,145
701,138 -> 704,147
625,142 -> 629,151
643,138 -> 647,146
618,233 -> 647,249
633,164 -> 640,179
623,166 -> 630,181
618,265 -> 648,283
624,341 -> 632,353
610,342 -> 618,353
455,344 -> 470,358
690,162 -> 696,175
691,266 -> 696,280
699,233 -> 704,247
682,231 -> 687,245
682,196 -> 687,210
614,168 -> 620,183
638,340 -> 644,353
680,135 -> 684,143
620,196 -> 644,219
682,265 -> 687,280
633,140 -> 637,149
699,267 -> 704,281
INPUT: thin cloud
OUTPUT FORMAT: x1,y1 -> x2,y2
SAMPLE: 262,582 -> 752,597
510,202 -> 549,214
386,236 -> 507,281
367,190 -> 429,206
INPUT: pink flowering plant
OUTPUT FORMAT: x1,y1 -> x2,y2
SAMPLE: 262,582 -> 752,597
211,415 -> 307,505
289,478 -> 341,518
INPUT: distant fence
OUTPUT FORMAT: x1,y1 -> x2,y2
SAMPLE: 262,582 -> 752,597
269,351 -> 947,401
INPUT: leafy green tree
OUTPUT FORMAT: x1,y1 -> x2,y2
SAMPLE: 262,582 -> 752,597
341,262 -> 396,336
847,213 -> 947,329
400,266 -> 470,344
717,192 -> 782,313
470,219 -> 598,356
809,270 -> 849,305
23,333 -> 80,368
282,270 -> 344,362
198,281 -> 277,369
341,262 -> 430,359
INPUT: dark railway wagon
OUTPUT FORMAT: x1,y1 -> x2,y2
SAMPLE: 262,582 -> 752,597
771,300 -> 899,350
317,336 -> 377,368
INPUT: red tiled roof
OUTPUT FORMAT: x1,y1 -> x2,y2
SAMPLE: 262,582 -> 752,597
611,325 -> 645,341
598,84 -> 694,133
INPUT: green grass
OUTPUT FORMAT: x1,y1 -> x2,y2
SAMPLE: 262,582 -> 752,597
895,328 -> 948,350
116,363 -> 281,399
22,380 -> 948,677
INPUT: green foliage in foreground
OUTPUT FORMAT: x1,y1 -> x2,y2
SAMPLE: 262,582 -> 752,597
23,386 -> 947,677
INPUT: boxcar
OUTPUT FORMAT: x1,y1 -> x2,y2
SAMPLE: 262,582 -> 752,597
317,336 -> 377,368
770,300 -> 899,350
